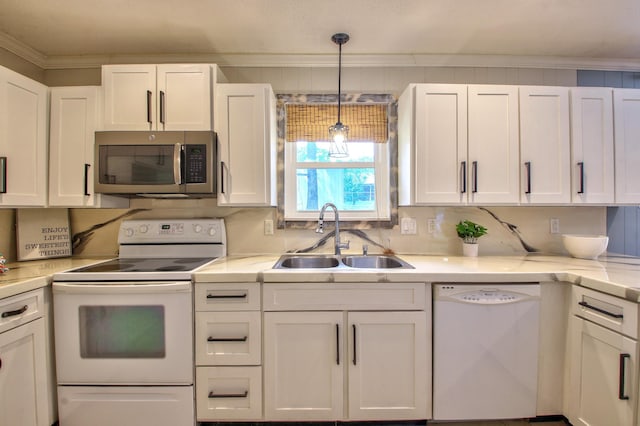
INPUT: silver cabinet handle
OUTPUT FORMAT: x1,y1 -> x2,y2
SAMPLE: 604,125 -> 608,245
524,161 -> 531,194
619,353 -> 630,400
577,162 -> 585,194
146,90 -> 153,125
0,157 -> 6,194
159,91 -> 166,125
578,301 -> 623,319
207,336 -> 247,342
208,391 -> 248,399
472,161 -> 478,193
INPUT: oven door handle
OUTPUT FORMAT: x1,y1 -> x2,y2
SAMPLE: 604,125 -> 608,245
52,281 -> 192,294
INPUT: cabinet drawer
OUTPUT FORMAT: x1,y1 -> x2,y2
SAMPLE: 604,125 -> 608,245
572,285 -> 639,338
195,311 -> 261,365
195,282 -> 260,311
0,288 -> 44,334
196,366 -> 262,421
263,283 -> 426,311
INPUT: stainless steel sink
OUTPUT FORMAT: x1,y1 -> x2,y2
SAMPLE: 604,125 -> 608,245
273,255 -> 340,269
272,254 -> 413,269
342,255 -> 413,269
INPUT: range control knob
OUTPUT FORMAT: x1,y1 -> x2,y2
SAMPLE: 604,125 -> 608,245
123,228 -> 134,237
138,224 -> 149,234
193,224 -> 203,233
208,227 -> 217,236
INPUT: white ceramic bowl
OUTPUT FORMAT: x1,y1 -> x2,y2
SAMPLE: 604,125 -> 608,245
562,234 -> 609,259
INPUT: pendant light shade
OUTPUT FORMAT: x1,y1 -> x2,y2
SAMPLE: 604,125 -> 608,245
329,33 -> 350,158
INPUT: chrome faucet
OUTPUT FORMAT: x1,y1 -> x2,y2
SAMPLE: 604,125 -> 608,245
316,202 -> 350,255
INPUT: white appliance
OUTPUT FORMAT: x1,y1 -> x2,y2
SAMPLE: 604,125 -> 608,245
433,283 -> 540,421
52,218 -> 226,426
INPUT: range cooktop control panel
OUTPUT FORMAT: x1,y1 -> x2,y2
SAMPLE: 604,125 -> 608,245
118,219 -> 226,244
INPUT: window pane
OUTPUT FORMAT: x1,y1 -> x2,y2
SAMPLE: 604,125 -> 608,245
296,142 -> 374,163
296,168 -> 376,211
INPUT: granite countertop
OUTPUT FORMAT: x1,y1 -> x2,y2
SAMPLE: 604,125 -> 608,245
194,253 -> 640,301
2,253 -> 640,302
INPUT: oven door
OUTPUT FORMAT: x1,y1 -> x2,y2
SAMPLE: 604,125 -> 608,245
53,281 -> 193,385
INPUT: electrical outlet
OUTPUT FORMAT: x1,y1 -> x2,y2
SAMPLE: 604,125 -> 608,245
428,218 -> 436,234
264,219 -> 274,235
400,217 -> 417,235
550,218 -> 560,234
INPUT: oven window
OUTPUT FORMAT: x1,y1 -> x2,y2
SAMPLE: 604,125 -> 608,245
79,305 -> 166,358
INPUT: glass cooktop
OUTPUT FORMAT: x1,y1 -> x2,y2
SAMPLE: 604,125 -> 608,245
70,257 -> 216,273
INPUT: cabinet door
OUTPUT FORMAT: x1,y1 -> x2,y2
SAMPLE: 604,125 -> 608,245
0,318 -> 49,426
215,84 -> 276,206
102,65 -> 156,130
156,64 -> 211,131
263,311 -> 344,420
568,316 -> 637,426
614,89 -> 640,204
468,85 -> 520,204
49,87 -> 128,208
519,86 -> 571,204
0,67 -> 47,207
347,311 -> 428,420
570,88 -> 615,204
49,86 -> 97,206
412,84 -> 468,204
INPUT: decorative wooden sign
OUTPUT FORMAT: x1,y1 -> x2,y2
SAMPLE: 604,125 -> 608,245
17,209 -> 72,260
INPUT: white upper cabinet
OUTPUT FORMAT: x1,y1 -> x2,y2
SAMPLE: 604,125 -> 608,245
0,66 -> 48,207
613,88 -> 640,204
467,85 -> 520,204
49,86 -> 128,208
215,84 -> 276,206
519,86 -> 571,204
570,87 -> 615,204
102,64 -> 224,131
398,84 -> 468,205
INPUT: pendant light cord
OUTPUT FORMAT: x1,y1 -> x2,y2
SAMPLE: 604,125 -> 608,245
337,41 -> 342,124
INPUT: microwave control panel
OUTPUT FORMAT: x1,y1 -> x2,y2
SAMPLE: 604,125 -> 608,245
184,144 -> 207,183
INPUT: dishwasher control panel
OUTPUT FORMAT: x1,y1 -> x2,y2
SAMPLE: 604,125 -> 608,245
435,283 -> 540,304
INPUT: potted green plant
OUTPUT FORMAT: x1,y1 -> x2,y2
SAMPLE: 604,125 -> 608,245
456,220 -> 487,257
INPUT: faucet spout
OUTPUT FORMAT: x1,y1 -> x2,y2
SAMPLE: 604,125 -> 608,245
317,203 -> 349,255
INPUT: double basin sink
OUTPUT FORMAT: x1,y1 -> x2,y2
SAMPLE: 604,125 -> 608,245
273,254 -> 414,270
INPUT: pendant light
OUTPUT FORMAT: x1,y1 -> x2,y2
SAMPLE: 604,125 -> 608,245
328,32 -> 350,158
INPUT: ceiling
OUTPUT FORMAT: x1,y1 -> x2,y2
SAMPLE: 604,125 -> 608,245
1,0 -> 640,70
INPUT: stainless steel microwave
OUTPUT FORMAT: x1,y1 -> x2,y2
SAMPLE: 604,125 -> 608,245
94,131 -> 216,197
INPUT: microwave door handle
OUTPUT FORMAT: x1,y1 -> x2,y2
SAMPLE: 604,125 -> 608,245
173,143 -> 183,185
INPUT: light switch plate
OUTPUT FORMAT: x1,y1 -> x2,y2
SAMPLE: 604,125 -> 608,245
550,218 -> 560,234
401,217 -> 417,235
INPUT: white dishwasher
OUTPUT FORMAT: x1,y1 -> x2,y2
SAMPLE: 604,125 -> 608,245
433,283 -> 540,421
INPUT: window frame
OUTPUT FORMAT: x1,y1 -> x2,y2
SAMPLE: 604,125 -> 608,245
276,93 -> 399,229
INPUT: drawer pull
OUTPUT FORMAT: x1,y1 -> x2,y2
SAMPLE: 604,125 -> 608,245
208,390 -> 248,399
619,353 -> 630,400
1,305 -> 28,318
206,293 -> 247,299
578,301 -> 623,319
207,336 -> 248,342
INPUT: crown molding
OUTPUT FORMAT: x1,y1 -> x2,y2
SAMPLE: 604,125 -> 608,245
2,32 -> 640,71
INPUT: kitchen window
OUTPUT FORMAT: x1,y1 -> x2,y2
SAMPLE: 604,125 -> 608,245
281,97 -> 395,223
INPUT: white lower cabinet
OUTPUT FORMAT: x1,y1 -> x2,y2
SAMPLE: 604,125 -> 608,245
0,288 -> 51,426
568,285 -> 639,426
262,282 -> 429,422
194,282 -> 262,421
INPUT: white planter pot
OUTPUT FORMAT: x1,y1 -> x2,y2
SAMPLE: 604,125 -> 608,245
462,242 -> 479,257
